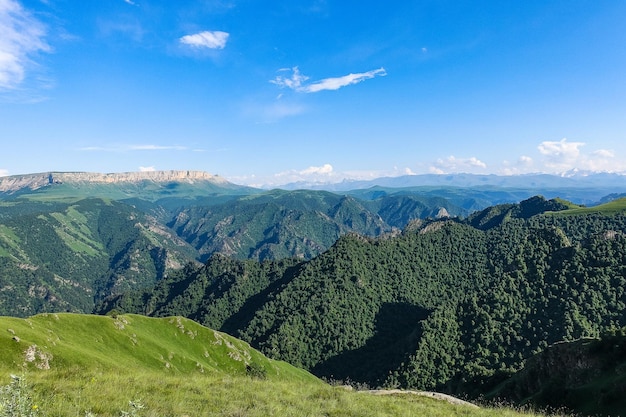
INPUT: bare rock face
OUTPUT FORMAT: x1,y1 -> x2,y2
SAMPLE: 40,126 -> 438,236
0,170 -> 227,193
435,207 -> 450,218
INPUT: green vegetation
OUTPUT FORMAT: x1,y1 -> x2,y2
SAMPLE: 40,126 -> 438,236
0,182 -> 473,315
491,331 -> 626,417
99,197 -> 626,416
0,199 -> 198,316
547,197 -> 626,216
3,173 -> 626,415
0,314 -> 543,417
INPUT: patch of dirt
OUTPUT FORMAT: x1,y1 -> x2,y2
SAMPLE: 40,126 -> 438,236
359,389 -> 478,408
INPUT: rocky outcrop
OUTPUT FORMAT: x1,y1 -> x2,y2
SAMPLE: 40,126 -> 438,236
493,335 -> 626,416
0,170 -> 227,193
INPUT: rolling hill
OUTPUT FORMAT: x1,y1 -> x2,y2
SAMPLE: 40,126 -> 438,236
0,313 -> 534,417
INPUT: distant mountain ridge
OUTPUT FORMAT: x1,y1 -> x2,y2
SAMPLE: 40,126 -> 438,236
281,172 -> 626,192
0,170 -> 229,193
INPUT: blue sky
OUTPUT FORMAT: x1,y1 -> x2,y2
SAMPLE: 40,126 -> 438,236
1,0 -> 626,186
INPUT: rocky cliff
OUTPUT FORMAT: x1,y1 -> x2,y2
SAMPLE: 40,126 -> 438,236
493,335 -> 626,416
0,170 -> 228,193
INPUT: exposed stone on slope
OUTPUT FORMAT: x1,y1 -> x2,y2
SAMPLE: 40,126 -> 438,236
0,170 -> 227,193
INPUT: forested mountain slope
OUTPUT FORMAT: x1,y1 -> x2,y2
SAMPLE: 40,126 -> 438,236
98,197 -> 626,416
0,172 -> 460,315
0,198 -> 198,316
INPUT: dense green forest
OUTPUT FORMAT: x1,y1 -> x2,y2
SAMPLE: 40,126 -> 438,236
98,197 -> 626,415
0,198 -> 198,315
0,184 -> 466,315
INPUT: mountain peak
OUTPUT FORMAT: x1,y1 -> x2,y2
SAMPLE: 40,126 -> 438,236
0,170 -> 227,193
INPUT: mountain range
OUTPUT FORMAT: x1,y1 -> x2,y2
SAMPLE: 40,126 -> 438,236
96,195 -> 626,416
2,170 -> 626,416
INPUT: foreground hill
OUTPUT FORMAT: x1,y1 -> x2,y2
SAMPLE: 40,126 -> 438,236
99,197 -> 626,416
0,314 -> 535,417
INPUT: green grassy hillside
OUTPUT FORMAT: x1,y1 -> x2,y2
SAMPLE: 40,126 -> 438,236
549,197 -> 626,216
0,314 -> 543,417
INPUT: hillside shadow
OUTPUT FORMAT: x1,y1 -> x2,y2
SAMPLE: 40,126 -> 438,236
312,302 -> 430,387
219,263 -> 304,338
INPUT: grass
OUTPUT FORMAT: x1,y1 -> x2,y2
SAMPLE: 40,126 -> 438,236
0,224 -> 22,258
7,371 -> 555,417
48,206 -> 104,256
1,313 -> 552,417
547,197 -> 626,216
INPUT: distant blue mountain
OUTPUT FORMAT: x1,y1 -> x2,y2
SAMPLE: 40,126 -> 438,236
280,172 -> 626,205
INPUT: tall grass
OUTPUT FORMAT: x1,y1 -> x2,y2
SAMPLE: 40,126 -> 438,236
1,313 -> 554,417
5,370 -> 556,417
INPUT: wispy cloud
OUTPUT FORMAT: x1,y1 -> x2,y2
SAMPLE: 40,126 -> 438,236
241,97 -> 307,123
303,68 -> 387,93
430,155 -> 487,174
233,165 -> 420,188
123,0 -> 137,5
592,149 -> 614,158
79,144 -> 188,152
139,166 -> 155,172
0,168 -> 9,177
0,0 -> 51,91
271,67 -> 386,93
179,31 -> 229,49
98,17 -> 144,43
270,67 -> 309,90
129,144 -> 187,151
270,163 -> 336,185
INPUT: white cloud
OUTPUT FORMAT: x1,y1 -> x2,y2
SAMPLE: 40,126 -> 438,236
519,155 -> 533,165
593,149 -> 614,158
270,67 -> 309,90
139,166 -> 155,172
268,164 -> 337,185
537,138 -> 584,170
535,138 -> 626,172
0,0 -> 51,90
80,144 -> 188,152
123,0 -> 137,5
179,31 -> 229,49
300,164 -> 333,175
430,155 -> 487,174
270,67 -> 386,93
302,68 -> 387,93
493,138 -> 626,174
129,144 -> 187,151
241,165 -> 428,188
0,168 -> 9,177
